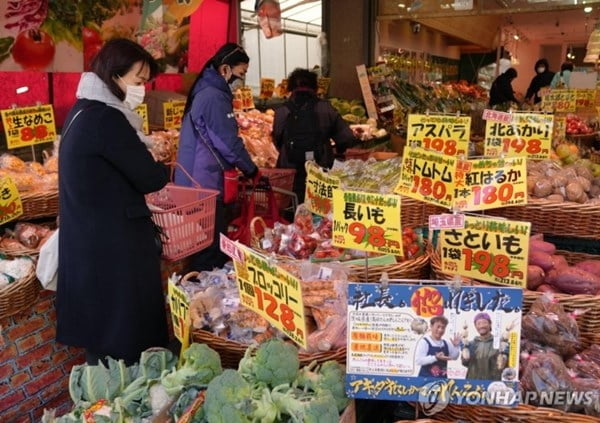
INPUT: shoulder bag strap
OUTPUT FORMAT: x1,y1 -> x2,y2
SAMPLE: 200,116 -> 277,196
189,115 -> 226,171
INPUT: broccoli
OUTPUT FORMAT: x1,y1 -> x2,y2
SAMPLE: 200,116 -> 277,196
203,369 -> 254,423
295,360 -> 349,412
238,339 -> 300,389
271,384 -> 339,423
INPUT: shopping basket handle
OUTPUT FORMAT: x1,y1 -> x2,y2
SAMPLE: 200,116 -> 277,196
169,162 -> 203,189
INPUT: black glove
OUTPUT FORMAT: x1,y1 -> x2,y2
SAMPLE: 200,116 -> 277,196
244,165 -> 259,179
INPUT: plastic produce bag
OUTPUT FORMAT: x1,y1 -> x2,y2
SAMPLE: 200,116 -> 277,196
255,0 -> 282,39
37,229 -> 58,291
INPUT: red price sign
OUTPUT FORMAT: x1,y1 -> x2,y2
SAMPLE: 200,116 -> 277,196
410,175 -> 448,201
462,249 -> 512,278
1,105 -> 57,149
407,114 -> 470,156
422,137 -> 460,155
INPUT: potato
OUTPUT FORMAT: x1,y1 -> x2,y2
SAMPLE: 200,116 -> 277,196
527,265 -> 545,290
593,177 -> 600,187
575,165 -> 593,180
537,283 -> 560,294
546,194 -> 564,202
574,176 -> 591,192
553,186 -> 566,197
551,175 -> 568,188
590,185 -> 600,198
561,167 -> 578,180
549,267 -> 600,295
530,239 -> 556,255
533,179 -> 553,198
566,182 -> 584,202
530,233 -> 544,242
529,250 -> 555,272
576,191 -> 588,204
552,255 -> 569,270
575,260 -> 600,277
527,174 -> 540,194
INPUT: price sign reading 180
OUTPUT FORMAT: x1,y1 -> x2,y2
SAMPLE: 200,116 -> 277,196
233,245 -> 307,348
1,105 -> 57,149
407,114 -> 471,156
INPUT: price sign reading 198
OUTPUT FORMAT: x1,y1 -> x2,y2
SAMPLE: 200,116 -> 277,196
422,138 -> 459,156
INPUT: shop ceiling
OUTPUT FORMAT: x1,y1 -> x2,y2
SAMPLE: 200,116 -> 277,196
378,0 -> 600,51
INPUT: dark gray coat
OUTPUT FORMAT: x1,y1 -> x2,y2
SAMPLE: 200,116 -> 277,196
57,99 -> 169,362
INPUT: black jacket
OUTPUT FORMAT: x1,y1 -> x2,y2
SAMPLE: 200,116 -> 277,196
489,73 -> 519,106
57,99 -> 169,362
525,71 -> 555,103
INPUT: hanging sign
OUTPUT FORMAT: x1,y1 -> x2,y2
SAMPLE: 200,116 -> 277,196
483,112 -> 553,160
0,176 -> 23,225
394,147 -> 457,209
233,245 -> 307,348
541,89 -> 576,113
452,156 -> 527,212
1,105 -> 56,149
439,216 -> 531,288
407,114 -> 471,156
163,100 -> 185,129
305,162 -> 340,216
332,189 -> 403,256
260,78 -> 275,99
134,103 -> 149,135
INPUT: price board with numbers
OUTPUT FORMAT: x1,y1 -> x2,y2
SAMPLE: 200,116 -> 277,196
0,176 -> 23,225
163,100 -> 185,129
394,147 -> 457,208
439,215 -> 531,287
167,277 -> 191,352
134,103 -> 149,135
575,89 -> 597,110
332,189 -> 402,256
452,156 -> 527,212
484,112 -> 553,160
1,105 -> 56,149
233,245 -> 307,348
407,114 -> 471,156
305,162 -> 340,216
541,89 -> 576,112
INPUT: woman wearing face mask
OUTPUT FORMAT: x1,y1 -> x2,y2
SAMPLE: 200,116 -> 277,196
57,38 -> 170,365
524,58 -> 555,105
175,43 -> 258,271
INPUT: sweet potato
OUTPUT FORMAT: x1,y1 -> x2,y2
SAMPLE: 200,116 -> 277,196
548,266 -> 600,295
574,260 -> 600,278
527,265 -> 545,290
551,255 -> 569,270
530,233 -> 544,242
537,284 -> 560,294
529,250 -> 555,272
530,239 -> 556,255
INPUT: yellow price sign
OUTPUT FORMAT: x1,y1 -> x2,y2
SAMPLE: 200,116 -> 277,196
0,176 -> 23,225
305,162 -> 340,216
406,114 -> 471,156
575,89 -> 597,109
317,77 -> 331,98
167,277 -> 191,351
394,147 -> 457,208
553,115 -> 566,140
241,86 -> 255,110
541,89 -> 576,113
452,156 -> 527,212
163,100 -> 185,129
260,78 -> 275,99
439,215 -> 531,287
332,189 -> 403,256
134,103 -> 149,135
483,113 -> 553,160
1,105 -> 56,149
233,245 -> 307,348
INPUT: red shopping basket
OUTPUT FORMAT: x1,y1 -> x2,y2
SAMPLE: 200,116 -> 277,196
238,168 -> 295,211
146,165 -> 219,261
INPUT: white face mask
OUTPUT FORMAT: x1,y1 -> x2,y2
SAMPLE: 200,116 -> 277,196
120,77 -> 145,109
536,67 -> 545,73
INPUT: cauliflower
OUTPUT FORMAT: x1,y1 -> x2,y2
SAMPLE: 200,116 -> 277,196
203,369 -> 254,423
295,360 -> 349,412
238,338 -> 300,388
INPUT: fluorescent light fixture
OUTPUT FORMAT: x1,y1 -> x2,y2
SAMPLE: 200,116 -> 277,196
16,86 -> 28,94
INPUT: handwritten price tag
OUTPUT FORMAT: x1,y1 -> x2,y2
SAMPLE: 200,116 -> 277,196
167,277 -> 191,351
305,162 -> 340,216
332,189 -> 402,256
1,105 -> 56,149
452,157 -> 527,212
134,103 -> 149,135
575,89 -> 596,109
394,147 -> 457,208
0,176 -> 22,225
163,100 -> 185,129
439,215 -> 531,287
234,245 -> 307,348
541,89 -> 576,113
484,113 -> 553,160
407,114 -> 470,156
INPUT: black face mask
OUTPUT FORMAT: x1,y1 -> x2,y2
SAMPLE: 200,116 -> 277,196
228,73 -> 239,84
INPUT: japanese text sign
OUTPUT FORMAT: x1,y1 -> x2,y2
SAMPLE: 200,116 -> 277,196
407,114 -> 471,156
346,283 -> 522,407
541,89 -> 576,112
452,157 -> 527,212
332,189 -> 403,256
484,113 -> 553,160
439,216 -> 531,287
482,109 -> 512,124
429,213 -> 465,230
163,100 -> 185,129
233,245 -> 307,348
575,89 -> 597,109
553,115 -> 566,140
167,277 -> 191,352
305,162 -> 340,216
1,105 -> 56,149
260,78 -> 275,99
134,103 -> 149,135
0,176 -> 23,224
394,147 -> 457,208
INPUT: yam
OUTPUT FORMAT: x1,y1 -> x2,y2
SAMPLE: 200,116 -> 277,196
552,255 -> 569,270
530,233 -> 544,242
533,179 -> 553,198
566,182 -> 584,202
574,260 -> 600,278
536,283 -> 560,294
527,265 -> 545,290
530,239 -> 556,255
548,267 -> 600,295
529,250 -> 555,272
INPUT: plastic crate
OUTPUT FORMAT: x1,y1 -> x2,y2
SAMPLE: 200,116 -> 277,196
147,184 -> 219,261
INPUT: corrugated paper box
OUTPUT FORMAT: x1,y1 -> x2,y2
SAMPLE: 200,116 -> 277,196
146,90 -> 187,129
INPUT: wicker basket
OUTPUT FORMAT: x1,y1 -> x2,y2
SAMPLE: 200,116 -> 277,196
484,199 -> 600,239
0,264 -> 40,321
401,196 -> 446,229
0,237 -> 41,257
348,249 -> 431,283
20,190 -> 59,220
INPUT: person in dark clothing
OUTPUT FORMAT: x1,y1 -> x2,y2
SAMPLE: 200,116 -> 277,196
175,43 -> 258,271
272,68 -> 355,203
461,312 -> 502,381
57,39 -> 169,365
525,58 -> 555,104
489,68 -> 520,107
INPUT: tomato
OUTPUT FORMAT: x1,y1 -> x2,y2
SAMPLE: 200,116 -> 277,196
11,29 -> 55,70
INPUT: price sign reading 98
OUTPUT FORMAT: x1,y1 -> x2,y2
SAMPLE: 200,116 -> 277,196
407,114 -> 471,156
394,147 -> 457,208
439,215 -> 531,288
1,105 -> 57,149
452,157 -> 527,212
483,113 -> 553,160
331,189 -> 402,256
233,245 -> 307,348
163,100 -> 186,129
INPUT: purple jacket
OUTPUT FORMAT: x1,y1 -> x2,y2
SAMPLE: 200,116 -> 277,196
174,68 -> 257,192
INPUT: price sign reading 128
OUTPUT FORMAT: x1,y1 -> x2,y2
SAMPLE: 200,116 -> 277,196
1,105 -> 57,149
233,245 -> 307,348
407,114 -> 471,156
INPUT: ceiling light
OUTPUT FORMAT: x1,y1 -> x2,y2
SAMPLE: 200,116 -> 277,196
585,6 -> 593,13
398,2 -> 406,8
513,34 -> 520,40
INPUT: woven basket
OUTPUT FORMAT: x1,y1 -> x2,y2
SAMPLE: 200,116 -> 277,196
20,190 -> 59,220
191,328 -> 346,369
0,264 -> 40,321
348,249 -> 431,282
401,196 -> 446,228
0,237 -> 40,257
484,199 -> 600,239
